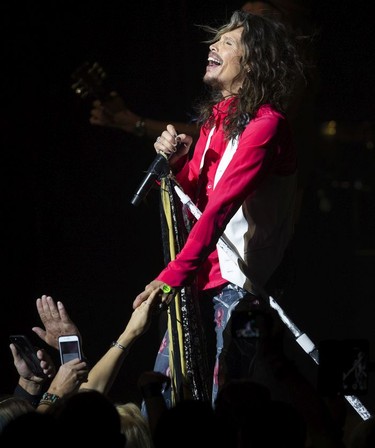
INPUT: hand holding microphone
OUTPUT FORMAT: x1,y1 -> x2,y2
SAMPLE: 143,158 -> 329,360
154,124 -> 191,159
131,124 -> 192,206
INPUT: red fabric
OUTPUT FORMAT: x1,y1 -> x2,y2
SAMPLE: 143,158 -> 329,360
157,97 -> 296,290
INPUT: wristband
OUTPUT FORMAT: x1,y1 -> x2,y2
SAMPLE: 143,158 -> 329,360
39,392 -> 60,406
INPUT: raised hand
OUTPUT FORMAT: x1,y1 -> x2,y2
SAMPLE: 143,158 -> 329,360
123,287 -> 161,339
32,295 -> 81,350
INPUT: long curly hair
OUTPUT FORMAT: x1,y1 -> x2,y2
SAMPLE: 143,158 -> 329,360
196,10 -> 305,141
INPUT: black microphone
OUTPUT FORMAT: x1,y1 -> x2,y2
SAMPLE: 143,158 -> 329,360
131,152 -> 170,206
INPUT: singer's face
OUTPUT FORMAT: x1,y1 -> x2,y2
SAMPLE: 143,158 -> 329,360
203,27 -> 245,96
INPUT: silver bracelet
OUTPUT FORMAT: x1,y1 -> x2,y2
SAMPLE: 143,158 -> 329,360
111,340 -> 129,354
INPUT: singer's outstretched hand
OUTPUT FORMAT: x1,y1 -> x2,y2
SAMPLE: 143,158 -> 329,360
133,280 -> 176,310
154,124 -> 192,163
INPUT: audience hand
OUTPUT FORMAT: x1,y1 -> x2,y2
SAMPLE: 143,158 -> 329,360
32,295 -> 81,350
124,287 -> 161,339
133,280 -> 177,310
10,343 -> 56,383
45,358 -> 89,398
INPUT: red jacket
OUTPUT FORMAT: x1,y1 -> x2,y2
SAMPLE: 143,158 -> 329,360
157,97 -> 297,294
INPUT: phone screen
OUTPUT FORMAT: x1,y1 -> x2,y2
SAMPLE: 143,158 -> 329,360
59,337 -> 81,364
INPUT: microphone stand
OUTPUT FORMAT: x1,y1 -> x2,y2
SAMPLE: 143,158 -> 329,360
131,152 -> 170,206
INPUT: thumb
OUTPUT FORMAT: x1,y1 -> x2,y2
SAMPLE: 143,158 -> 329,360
32,327 -> 46,342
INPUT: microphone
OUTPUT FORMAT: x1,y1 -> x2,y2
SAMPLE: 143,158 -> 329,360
131,152 -> 170,206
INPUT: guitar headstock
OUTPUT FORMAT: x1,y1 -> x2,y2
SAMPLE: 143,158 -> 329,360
71,61 -> 108,100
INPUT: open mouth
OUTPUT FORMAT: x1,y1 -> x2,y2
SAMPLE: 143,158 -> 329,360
207,56 -> 222,67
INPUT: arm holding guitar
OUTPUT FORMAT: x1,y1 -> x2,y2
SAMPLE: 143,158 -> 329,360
90,93 -> 198,140
89,92 -> 146,136
71,61 -> 199,140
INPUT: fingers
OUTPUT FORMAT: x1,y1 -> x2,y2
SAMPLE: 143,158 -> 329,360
133,285 -> 159,309
36,295 -> 53,321
158,284 -> 176,311
37,295 -> 61,321
57,300 -> 71,323
46,295 -> 60,319
133,290 -> 149,309
147,288 -> 161,305
141,289 -> 163,314
57,359 -> 89,386
36,348 -> 44,361
32,327 -> 46,342
38,349 -> 56,378
133,280 -> 177,312
42,364 -> 56,379
9,343 -> 19,360
154,126 -> 192,157
36,297 -> 46,322
166,123 -> 178,136
154,124 -> 179,155
65,358 -> 86,367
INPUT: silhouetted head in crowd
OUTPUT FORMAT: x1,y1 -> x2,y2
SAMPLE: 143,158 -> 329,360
0,411 -> 57,446
153,399 -> 221,448
53,389 -> 126,447
0,395 -> 35,434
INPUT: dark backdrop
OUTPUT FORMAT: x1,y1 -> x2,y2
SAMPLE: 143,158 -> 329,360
2,0 -> 374,416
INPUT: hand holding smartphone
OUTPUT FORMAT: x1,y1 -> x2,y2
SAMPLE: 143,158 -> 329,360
58,335 -> 82,364
9,334 -> 46,378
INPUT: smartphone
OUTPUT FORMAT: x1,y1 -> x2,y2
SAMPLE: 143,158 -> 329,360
58,335 -> 82,364
9,334 -> 46,378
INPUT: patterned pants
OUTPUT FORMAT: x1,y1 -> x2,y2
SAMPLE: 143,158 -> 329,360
152,283 -> 261,408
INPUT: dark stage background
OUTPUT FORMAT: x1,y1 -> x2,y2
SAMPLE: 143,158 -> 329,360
2,0 -> 374,420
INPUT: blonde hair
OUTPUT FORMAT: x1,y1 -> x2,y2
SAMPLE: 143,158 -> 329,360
116,402 -> 153,448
